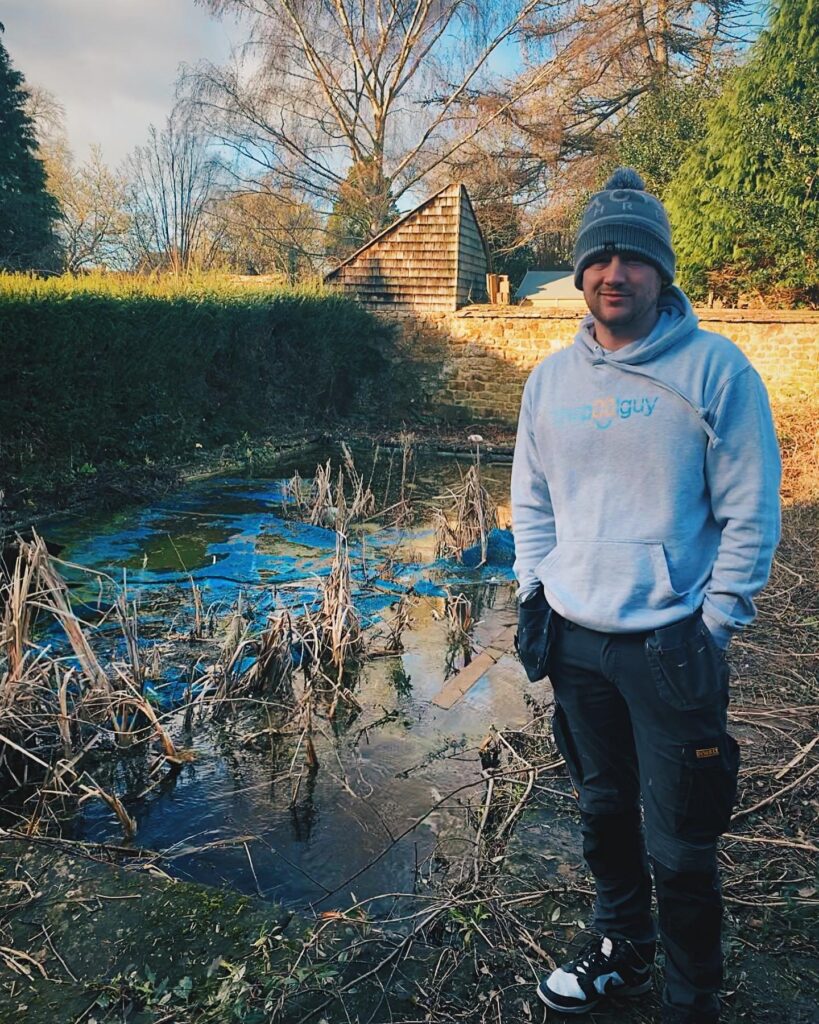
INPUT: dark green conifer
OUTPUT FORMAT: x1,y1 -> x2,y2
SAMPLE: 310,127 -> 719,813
0,28 -> 61,272
667,0 -> 819,304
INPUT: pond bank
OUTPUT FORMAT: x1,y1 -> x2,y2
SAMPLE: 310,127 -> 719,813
1,423 -> 518,535
0,835 -> 295,1023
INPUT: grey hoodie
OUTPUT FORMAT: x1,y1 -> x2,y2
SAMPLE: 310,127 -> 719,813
511,287 -> 781,647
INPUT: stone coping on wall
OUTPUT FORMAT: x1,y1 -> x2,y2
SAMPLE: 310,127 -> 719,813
454,304 -> 819,325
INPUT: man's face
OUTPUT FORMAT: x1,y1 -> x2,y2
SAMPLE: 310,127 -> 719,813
582,252 -> 662,332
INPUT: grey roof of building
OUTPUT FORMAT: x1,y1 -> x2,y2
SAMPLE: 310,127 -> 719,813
516,270 -> 581,301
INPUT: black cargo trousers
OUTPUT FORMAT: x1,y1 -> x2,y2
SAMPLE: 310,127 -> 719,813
517,589 -> 739,1022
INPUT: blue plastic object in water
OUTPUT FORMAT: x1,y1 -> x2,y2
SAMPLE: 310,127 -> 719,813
461,528 -> 516,569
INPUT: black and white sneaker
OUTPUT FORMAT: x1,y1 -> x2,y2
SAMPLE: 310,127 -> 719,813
537,935 -> 654,1014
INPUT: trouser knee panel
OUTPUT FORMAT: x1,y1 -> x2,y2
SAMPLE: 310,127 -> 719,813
582,809 -> 649,879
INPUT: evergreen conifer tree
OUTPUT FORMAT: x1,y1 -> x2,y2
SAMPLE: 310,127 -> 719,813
0,28 -> 61,272
325,159 -> 399,261
667,0 -> 819,304
616,81 -> 711,197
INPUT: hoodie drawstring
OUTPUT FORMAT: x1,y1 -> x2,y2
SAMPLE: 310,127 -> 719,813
596,359 -> 723,448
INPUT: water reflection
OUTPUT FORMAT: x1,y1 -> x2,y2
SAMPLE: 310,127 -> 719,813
44,446 -> 548,909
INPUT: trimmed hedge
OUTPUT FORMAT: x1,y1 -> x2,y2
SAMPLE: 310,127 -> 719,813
0,274 -> 400,472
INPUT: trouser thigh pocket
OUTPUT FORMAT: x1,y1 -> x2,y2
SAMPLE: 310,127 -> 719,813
515,588 -> 553,682
645,614 -> 729,711
676,734 -> 740,843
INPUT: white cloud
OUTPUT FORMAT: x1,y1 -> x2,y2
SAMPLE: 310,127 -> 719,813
2,0 -> 244,165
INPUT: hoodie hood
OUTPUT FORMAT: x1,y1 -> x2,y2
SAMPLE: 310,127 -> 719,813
575,286 -> 698,365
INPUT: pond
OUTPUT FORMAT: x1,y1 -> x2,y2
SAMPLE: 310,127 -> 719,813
33,445 -> 554,913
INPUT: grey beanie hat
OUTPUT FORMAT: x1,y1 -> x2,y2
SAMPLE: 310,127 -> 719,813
573,168 -> 675,288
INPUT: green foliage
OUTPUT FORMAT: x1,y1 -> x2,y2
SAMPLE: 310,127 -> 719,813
666,0 -> 819,304
0,273 -> 402,478
615,80 -> 713,196
326,158 -> 399,261
0,34 -> 61,272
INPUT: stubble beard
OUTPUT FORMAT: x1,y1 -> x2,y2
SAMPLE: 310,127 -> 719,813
588,283 -> 661,336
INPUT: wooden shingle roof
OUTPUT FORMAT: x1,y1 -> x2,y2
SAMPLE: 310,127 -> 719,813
324,183 -> 489,312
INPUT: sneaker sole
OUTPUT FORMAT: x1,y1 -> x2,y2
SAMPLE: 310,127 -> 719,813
536,977 -> 653,1015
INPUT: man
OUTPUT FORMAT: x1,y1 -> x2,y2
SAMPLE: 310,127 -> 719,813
511,168 -> 781,1023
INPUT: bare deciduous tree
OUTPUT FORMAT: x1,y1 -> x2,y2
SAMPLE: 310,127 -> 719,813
190,0 -> 558,239
213,185 -> 322,278
49,146 -> 130,271
126,107 -> 222,273
430,0 -> 755,262
190,0 -> 754,260
27,86 -> 130,270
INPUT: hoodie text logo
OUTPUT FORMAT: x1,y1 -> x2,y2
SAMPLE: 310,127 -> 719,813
554,395 -> 659,430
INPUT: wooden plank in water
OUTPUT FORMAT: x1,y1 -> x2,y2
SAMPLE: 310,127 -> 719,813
431,623 -> 518,709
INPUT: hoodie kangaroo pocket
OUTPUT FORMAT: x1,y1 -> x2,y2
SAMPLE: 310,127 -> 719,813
536,540 -> 685,627
646,616 -> 729,711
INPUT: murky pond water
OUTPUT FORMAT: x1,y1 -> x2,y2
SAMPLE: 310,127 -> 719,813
44,446 -> 553,911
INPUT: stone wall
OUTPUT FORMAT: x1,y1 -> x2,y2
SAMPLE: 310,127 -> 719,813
392,305 -> 819,425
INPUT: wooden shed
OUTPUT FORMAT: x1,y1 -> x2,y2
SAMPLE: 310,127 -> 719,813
324,183 -> 489,312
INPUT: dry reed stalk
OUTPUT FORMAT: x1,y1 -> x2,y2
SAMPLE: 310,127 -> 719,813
116,593 -> 143,694
56,668 -> 73,759
220,595 -> 248,671
290,449 -> 376,528
190,577 -> 205,639
78,781 -> 137,839
394,431 -> 416,526
106,667 -> 184,762
445,591 -> 473,639
239,611 -> 294,698
319,531 -> 364,682
341,442 -> 376,520
309,459 -> 335,526
433,464 -> 498,565
0,536 -> 42,689
35,544 -> 109,694
285,470 -> 311,518
368,597 -> 411,657
290,653 -> 320,785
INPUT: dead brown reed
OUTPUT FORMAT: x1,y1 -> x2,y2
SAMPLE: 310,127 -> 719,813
433,463 -> 498,564
368,596 -> 411,657
318,531 -> 364,682
341,442 -> 377,521
237,611 -> 294,699
285,469 -> 311,518
190,577 -> 205,640
77,781 -> 137,838
35,544 -> 110,695
385,431 -> 416,527
287,447 -> 379,530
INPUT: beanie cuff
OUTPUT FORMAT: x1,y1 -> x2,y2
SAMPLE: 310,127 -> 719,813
573,223 -> 675,288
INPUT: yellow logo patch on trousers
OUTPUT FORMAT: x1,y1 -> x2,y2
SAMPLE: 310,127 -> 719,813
695,746 -> 720,759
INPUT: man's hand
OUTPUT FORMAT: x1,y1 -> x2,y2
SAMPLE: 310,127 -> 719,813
515,583 -> 553,683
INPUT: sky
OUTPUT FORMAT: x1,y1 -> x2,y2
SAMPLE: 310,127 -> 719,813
2,0 -> 244,165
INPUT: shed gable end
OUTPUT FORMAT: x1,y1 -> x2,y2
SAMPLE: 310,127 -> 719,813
325,184 -> 488,312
